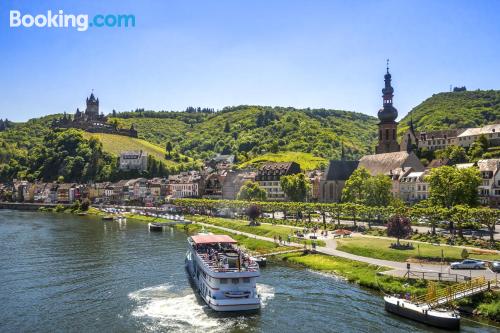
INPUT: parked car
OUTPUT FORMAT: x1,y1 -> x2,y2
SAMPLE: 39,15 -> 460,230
491,261 -> 500,273
450,259 -> 486,270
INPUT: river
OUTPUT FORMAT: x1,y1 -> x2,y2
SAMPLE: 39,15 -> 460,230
0,210 -> 496,332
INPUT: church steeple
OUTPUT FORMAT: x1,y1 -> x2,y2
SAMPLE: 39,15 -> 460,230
375,60 -> 400,154
378,60 -> 398,123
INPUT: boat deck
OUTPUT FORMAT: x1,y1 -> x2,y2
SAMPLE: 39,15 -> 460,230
195,245 -> 259,273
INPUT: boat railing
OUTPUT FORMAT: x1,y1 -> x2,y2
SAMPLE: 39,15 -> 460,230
196,251 -> 259,273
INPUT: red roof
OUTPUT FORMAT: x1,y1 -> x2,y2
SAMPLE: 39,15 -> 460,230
191,234 -> 237,244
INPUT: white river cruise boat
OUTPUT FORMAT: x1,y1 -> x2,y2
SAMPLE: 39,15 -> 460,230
185,234 -> 261,312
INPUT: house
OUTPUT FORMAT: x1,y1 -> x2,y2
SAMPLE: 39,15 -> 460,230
119,150 -> 148,172
126,178 -> 148,201
203,171 -> 227,199
477,159 -> 500,206
457,124 -> 500,148
147,178 -> 168,203
255,162 -> 301,201
57,183 -> 76,203
308,170 -> 323,201
88,182 -> 110,202
388,167 -> 414,199
319,161 -> 359,203
168,171 -> 203,198
205,154 -> 235,170
221,170 -> 256,200
399,171 -> 429,203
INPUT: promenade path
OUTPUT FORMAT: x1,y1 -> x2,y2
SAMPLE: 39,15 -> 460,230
196,221 -> 499,281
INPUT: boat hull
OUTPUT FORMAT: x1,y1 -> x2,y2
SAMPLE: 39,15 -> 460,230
385,300 -> 460,330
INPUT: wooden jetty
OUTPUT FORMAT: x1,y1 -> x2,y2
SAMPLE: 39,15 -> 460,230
385,277 -> 497,330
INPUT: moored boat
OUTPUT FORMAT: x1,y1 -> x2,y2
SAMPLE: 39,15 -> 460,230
102,215 -> 114,221
185,234 -> 261,312
384,295 -> 460,330
148,222 -> 163,231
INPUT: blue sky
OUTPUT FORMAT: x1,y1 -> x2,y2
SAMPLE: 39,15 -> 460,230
1,0 -> 499,122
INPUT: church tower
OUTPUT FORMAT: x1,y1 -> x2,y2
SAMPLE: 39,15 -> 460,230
375,61 -> 400,154
85,92 -> 99,119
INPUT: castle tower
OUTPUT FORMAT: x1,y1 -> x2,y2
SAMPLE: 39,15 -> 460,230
375,60 -> 400,154
85,92 -> 99,119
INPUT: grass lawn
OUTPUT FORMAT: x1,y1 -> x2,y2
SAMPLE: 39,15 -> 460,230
280,252 -> 429,296
189,215 -> 326,246
337,237 -> 500,262
237,151 -> 327,171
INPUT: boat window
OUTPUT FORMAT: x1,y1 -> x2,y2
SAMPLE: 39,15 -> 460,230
232,278 -> 239,284
243,278 -> 250,283
220,278 -> 227,284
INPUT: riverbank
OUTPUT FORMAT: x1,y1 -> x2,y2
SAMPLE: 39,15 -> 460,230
53,207 -> 500,323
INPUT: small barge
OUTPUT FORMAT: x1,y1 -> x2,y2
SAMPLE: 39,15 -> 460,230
384,295 -> 460,330
185,234 -> 261,312
148,222 -> 164,232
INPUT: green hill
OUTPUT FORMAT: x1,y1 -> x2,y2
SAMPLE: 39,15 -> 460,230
237,152 -> 328,171
399,90 -> 500,134
112,105 -> 379,162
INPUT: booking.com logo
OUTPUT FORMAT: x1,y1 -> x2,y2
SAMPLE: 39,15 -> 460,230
9,10 -> 135,31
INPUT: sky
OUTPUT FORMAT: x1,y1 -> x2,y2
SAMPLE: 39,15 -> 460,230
1,0 -> 500,122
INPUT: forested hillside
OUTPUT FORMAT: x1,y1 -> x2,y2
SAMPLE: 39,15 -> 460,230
112,105 -> 379,163
399,90 -> 500,133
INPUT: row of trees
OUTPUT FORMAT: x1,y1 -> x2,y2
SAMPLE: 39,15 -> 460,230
172,198 -> 499,244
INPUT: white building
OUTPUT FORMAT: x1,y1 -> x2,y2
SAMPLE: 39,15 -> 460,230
399,171 -> 429,203
168,171 -> 202,198
457,124 -> 500,148
119,150 -> 148,172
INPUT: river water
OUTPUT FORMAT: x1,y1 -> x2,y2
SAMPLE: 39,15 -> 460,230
0,210 -> 496,333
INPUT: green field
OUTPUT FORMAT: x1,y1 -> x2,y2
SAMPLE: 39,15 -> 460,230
337,237 -> 500,262
237,151 -> 328,171
82,132 -> 190,167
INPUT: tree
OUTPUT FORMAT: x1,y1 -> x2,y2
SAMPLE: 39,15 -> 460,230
237,181 -> 267,201
472,208 -> 499,246
426,166 -> 481,208
246,204 -> 261,226
386,215 -> 412,246
467,134 -> 488,162
435,145 -> 467,164
342,167 -> 392,207
165,141 -> 173,157
224,120 -> 230,133
342,167 -> 370,203
364,175 -> 393,207
280,173 -> 311,202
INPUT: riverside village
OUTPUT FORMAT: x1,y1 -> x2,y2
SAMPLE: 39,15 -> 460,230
1,66 -> 500,331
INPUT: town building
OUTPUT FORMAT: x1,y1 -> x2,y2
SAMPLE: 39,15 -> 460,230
255,162 -> 301,201
307,170 -> 323,201
457,124 -> 500,148
203,171 -> 227,199
477,159 -> 500,207
119,150 -> 148,172
399,171 -> 430,203
205,154 -> 235,171
221,170 -> 256,200
359,151 -> 425,176
319,161 -> 359,203
168,171 -> 203,198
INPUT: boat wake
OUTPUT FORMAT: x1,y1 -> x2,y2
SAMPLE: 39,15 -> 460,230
128,283 -> 274,332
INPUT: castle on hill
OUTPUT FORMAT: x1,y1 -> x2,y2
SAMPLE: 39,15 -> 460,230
52,93 -> 138,138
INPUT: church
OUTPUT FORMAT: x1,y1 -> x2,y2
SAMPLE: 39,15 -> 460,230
52,93 -> 138,138
320,63 -> 424,202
